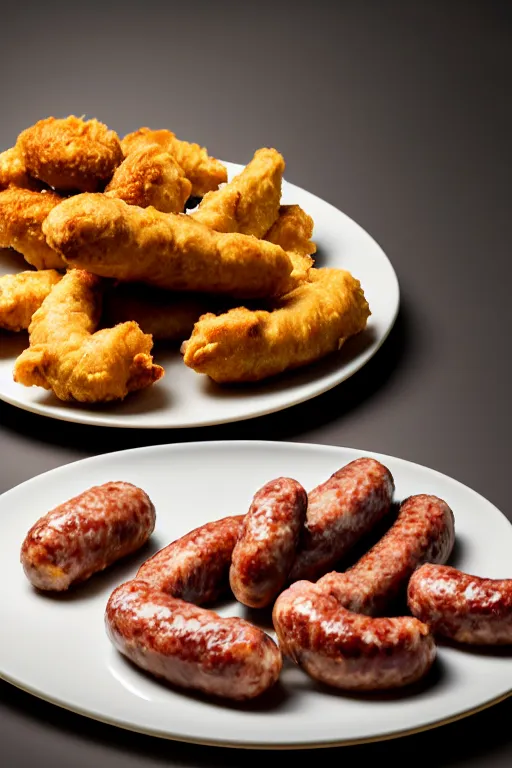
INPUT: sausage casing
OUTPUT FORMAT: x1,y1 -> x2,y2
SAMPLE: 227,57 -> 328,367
273,580 -> 436,690
408,564 -> 512,645
318,494 -> 455,615
21,482 -> 156,591
289,458 -> 395,583
136,515 -> 244,605
106,579 -> 283,700
230,477 -> 308,608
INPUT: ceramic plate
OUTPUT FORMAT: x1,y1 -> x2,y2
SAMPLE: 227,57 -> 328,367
0,162 -> 399,427
0,441 -> 510,749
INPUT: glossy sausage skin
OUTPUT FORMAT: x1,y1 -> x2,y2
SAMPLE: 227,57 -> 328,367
21,482 -> 156,591
318,494 -> 455,615
289,458 -> 395,583
408,564 -> 512,645
230,477 -> 308,608
137,515 -> 244,605
273,580 -> 435,690
106,579 -> 283,700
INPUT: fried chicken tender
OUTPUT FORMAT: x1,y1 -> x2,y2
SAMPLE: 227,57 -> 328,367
13,269 -> 164,402
264,205 -> 317,290
181,268 -> 370,383
0,147 -> 42,191
42,194 -> 293,299
16,116 -> 123,192
191,148 -> 285,237
0,270 -> 62,331
0,188 -> 65,269
103,283 -> 214,342
121,127 -> 227,197
104,143 -> 192,213
264,204 -> 316,257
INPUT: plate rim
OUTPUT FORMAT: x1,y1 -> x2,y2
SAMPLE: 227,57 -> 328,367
0,162 -> 400,429
0,440 -> 511,749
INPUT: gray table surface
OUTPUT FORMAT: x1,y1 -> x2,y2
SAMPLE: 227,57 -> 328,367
0,1 -> 510,766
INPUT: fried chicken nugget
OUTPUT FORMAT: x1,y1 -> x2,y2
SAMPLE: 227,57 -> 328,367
264,204 -> 316,257
181,268 -> 370,383
0,147 -> 42,191
0,270 -> 62,331
191,148 -> 285,237
103,283 -> 214,342
121,127 -> 227,197
13,269 -> 164,402
42,194 -> 293,299
16,116 -> 123,192
104,143 -> 192,213
0,188 -> 65,269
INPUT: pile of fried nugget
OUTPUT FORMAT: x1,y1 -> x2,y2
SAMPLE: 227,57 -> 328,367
0,115 -> 371,404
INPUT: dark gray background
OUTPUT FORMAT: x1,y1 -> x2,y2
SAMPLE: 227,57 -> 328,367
0,1 -> 510,766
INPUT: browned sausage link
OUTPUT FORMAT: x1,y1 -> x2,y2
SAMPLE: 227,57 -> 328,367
106,579 -> 283,700
272,580 -> 436,690
20,482 -> 156,591
408,564 -> 512,645
229,477 -> 308,608
289,458 -> 395,583
136,515 -> 244,605
318,494 -> 455,616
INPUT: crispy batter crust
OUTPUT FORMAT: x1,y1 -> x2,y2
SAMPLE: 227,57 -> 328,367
105,143 -> 192,213
264,204 -> 316,257
0,187 -> 65,269
17,116 -> 123,192
13,269 -> 163,402
182,267 -> 370,382
121,127 -> 227,197
0,147 -> 42,191
42,193 -> 293,298
0,269 -> 62,331
192,148 -> 285,237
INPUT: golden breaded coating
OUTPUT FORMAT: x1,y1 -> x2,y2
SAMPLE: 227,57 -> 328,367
0,270 -> 62,331
16,116 -> 123,192
13,269 -> 164,402
181,268 -> 370,383
264,204 -> 316,257
104,143 -> 192,213
121,127 -> 227,197
286,251 -> 315,288
103,283 -> 216,342
0,147 -> 42,191
42,194 -> 293,299
0,188 -> 65,269
191,148 -> 285,237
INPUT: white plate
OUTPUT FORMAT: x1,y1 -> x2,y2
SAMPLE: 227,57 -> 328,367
0,441 -> 510,749
0,162 -> 399,428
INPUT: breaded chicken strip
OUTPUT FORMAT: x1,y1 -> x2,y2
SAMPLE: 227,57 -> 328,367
264,204 -> 316,257
191,148 -> 285,237
0,147 -> 42,191
265,205 -> 317,290
181,268 -> 370,383
121,127 -> 227,198
0,188 -> 65,269
0,270 -> 62,331
13,269 -> 164,402
16,116 -> 123,192
43,194 -> 293,299
104,143 -> 192,213
103,283 -> 215,342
